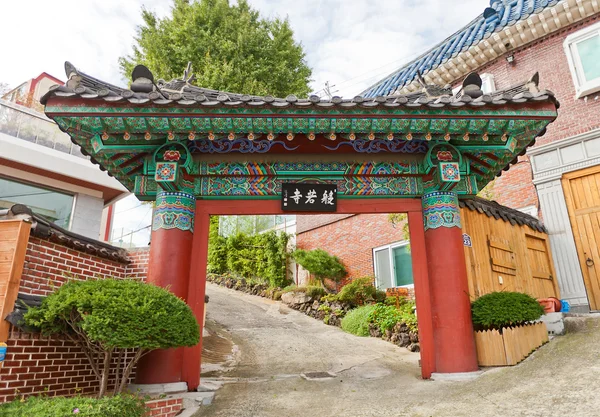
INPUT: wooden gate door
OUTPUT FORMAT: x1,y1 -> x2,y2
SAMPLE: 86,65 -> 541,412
562,166 -> 600,310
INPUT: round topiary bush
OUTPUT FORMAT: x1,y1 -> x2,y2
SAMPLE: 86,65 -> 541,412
471,291 -> 545,331
25,278 -> 200,397
341,305 -> 375,337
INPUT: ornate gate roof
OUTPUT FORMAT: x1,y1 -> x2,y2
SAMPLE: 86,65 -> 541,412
41,62 -> 558,200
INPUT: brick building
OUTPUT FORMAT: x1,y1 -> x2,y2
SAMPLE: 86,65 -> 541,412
298,0 -> 600,312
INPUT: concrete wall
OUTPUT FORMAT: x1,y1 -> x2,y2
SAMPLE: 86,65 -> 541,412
70,193 -> 104,239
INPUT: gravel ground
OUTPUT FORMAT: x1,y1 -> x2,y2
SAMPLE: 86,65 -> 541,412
194,283 -> 600,417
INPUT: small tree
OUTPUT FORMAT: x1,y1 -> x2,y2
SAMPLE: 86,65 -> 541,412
25,279 -> 200,398
292,249 -> 347,285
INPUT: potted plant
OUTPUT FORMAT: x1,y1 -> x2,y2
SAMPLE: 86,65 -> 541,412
471,291 -> 548,366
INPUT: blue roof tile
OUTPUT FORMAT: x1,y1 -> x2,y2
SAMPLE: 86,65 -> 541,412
362,0 -> 559,97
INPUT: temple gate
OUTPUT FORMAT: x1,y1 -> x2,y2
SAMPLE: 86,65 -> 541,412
42,63 -> 558,390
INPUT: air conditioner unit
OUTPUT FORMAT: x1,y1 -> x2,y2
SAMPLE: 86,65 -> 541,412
480,73 -> 496,94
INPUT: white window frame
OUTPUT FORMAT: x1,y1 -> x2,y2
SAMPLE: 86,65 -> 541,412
516,205 -> 538,219
372,240 -> 413,290
564,20 -> 600,99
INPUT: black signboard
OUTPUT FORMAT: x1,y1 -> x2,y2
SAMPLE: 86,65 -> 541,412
281,183 -> 337,212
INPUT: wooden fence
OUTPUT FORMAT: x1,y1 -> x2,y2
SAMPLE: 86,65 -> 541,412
0,220 -> 31,343
474,322 -> 549,366
462,207 -> 560,301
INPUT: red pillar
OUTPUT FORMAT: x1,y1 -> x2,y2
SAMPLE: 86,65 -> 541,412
407,211 -> 435,379
422,191 -> 478,374
182,206 -> 210,391
135,191 -> 195,385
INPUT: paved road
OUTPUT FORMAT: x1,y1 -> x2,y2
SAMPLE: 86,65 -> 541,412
195,283 -> 600,417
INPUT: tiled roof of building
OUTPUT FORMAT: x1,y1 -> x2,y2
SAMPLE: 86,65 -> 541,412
1,204 -> 130,263
460,197 -> 546,232
363,0 -> 561,97
42,62 -> 557,111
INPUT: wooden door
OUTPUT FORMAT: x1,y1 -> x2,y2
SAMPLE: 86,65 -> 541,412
562,166 -> 600,310
525,233 -> 560,299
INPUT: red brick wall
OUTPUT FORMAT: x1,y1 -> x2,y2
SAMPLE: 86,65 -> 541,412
126,247 -> 150,280
0,330 -> 136,403
144,398 -> 184,417
0,238 -> 152,404
20,237 -> 128,296
296,214 -> 355,233
462,14 -> 600,210
296,214 -> 407,279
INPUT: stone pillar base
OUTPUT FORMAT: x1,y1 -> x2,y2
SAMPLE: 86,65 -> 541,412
431,371 -> 483,381
127,382 -> 188,395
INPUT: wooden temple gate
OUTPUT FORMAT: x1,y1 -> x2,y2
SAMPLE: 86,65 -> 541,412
41,63 -> 558,390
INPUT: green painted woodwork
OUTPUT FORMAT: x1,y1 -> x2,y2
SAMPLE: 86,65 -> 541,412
47,101 -> 556,200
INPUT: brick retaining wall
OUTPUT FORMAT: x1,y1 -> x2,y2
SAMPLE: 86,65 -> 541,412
0,236 -> 151,403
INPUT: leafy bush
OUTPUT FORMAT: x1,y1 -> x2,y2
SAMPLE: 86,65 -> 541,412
471,291 -> 545,331
368,300 -> 418,333
25,279 -> 199,397
341,305 -> 375,337
0,394 -> 146,417
209,229 -> 290,288
292,249 -> 347,283
334,277 -> 385,307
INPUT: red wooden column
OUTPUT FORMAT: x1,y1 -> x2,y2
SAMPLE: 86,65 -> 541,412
181,203 -> 210,391
135,191 -> 196,386
407,211 -> 435,379
422,191 -> 478,374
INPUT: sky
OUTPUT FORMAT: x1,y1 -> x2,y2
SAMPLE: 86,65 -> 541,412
0,0 -> 488,246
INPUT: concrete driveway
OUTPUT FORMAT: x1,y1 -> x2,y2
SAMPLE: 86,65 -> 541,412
194,283 -> 600,417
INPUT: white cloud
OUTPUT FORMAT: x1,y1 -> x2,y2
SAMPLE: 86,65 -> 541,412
1,0 -> 487,95
0,0 -> 488,245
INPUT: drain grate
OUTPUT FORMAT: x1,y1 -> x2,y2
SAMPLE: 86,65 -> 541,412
301,372 -> 336,380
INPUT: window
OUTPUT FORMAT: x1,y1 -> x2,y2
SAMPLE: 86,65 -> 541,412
373,241 -> 413,290
564,21 -> 600,98
0,176 -> 74,229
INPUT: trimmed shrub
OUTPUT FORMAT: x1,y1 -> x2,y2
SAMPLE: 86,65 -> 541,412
292,249 -> 347,283
25,278 -> 200,397
341,305 -> 375,337
334,277 -> 385,307
0,394 -> 146,417
471,291 -> 545,331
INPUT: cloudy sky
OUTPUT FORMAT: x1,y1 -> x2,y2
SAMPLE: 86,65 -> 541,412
1,0 -> 488,246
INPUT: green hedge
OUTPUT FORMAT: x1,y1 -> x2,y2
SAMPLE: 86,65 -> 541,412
471,291 -> 545,330
208,218 -> 290,288
0,394 -> 146,417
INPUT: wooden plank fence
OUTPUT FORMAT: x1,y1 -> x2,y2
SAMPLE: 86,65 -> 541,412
474,322 -> 549,367
0,220 -> 31,343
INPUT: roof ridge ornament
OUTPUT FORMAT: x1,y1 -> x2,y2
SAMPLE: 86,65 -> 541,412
157,61 -> 197,94
462,72 -> 483,99
182,62 -> 196,85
